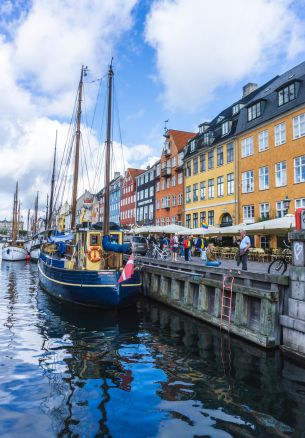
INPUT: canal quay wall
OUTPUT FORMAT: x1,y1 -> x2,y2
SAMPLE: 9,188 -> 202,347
280,230 -> 305,362
138,257 -> 289,349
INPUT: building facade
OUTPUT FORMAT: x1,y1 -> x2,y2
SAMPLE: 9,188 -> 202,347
120,168 -> 143,228
135,165 -> 156,226
183,81 -> 270,229
155,129 -> 195,226
237,61 -> 305,247
109,172 -> 123,225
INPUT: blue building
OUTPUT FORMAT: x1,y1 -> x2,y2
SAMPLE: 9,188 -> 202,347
109,172 -> 123,225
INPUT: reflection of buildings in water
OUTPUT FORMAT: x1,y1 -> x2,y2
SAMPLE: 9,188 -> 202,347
35,295 -> 139,436
4,263 -> 18,333
142,300 -> 298,436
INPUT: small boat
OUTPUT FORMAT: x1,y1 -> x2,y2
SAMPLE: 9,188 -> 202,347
38,63 -> 141,308
2,183 -> 28,261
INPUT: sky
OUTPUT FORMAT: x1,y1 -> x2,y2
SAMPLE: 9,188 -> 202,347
1,0 -> 305,223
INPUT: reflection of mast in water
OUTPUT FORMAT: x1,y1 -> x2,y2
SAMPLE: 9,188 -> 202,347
4,267 -> 18,336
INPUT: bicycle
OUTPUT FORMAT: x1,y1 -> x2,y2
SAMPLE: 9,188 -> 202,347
147,242 -> 170,260
268,241 -> 291,275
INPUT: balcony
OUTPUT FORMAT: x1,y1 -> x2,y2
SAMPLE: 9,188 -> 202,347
161,168 -> 171,177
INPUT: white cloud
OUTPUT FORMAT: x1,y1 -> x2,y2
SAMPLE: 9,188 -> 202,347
145,0 -> 305,110
0,0 -> 140,220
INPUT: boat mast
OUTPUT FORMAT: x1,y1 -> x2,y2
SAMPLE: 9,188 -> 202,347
71,66 -> 86,230
45,194 -> 49,230
48,131 -> 57,229
33,192 -> 39,235
27,209 -> 30,238
103,61 -> 114,237
17,201 -> 21,237
12,182 -> 18,244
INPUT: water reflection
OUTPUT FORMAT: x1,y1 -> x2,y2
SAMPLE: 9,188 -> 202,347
0,261 -> 305,437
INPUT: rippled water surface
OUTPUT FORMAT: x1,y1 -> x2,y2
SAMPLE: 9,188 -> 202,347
0,261 -> 305,437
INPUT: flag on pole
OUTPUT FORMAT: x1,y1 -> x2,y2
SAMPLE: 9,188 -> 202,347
202,221 -> 208,229
118,253 -> 134,283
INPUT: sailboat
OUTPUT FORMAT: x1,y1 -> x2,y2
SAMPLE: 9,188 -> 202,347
38,63 -> 141,308
2,182 -> 28,261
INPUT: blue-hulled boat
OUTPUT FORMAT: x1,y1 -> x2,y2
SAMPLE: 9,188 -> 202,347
38,63 -> 141,308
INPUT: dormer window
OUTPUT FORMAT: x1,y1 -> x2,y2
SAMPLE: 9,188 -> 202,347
203,131 -> 213,145
247,101 -> 262,121
222,121 -> 230,136
232,104 -> 239,115
190,139 -> 196,152
278,82 -> 297,106
217,115 -> 225,124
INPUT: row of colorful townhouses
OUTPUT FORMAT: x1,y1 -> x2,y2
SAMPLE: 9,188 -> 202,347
70,61 -> 305,247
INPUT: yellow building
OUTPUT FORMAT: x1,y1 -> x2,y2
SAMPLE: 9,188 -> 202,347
237,62 -> 305,248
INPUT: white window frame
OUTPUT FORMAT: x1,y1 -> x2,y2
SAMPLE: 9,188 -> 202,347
217,176 -> 224,197
208,179 -> 214,199
274,122 -> 286,146
227,173 -> 234,195
242,170 -> 254,193
259,166 -> 269,190
258,129 -> 268,152
294,155 -> 305,184
293,114 -> 305,139
241,136 -> 254,158
276,201 -> 285,218
259,203 -> 270,220
275,161 -> 287,187
243,205 -> 255,224
295,198 -> 305,209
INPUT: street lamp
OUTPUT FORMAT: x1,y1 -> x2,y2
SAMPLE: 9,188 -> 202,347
283,195 -> 291,215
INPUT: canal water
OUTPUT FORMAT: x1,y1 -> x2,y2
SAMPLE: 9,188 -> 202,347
0,261 -> 305,437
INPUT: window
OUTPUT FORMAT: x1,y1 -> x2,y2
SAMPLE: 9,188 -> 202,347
161,179 -> 165,190
178,173 -> 183,184
185,161 -> 192,177
261,235 -> 270,250
200,154 -> 206,172
200,211 -> 206,225
294,155 -> 305,183
260,203 -> 270,220
178,193 -> 183,205
217,146 -> 224,166
227,142 -> 234,163
208,179 -> 214,198
186,214 -> 191,228
222,121 -> 230,136
208,150 -> 214,169
296,198 -> 305,209
172,216 -> 176,224
232,104 -> 239,115
166,216 -> 170,225
200,181 -> 206,200
166,178 -> 170,189
172,175 -> 176,186
276,201 -> 285,218
293,114 -> 305,139
208,210 -> 214,226
145,188 -> 148,198
248,102 -> 262,121
172,195 -> 177,206
193,213 -> 198,228
156,200 -> 160,210
217,176 -> 224,197
172,156 -> 177,167
193,157 -> 198,175
258,130 -> 268,151
190,139 -> 196,152
242,170 -> 254,193
193,183 -> 198,202
274,123 -> 286,146
259,166 -> 269,190
156,164 -> 161,176
278,82 -> 296,106
186,186 -> 191,203
243,205 -> 255,224
150,186 -> 154,197
178,152 -> 183,167
227,173 -> 234,195
241,136 -> 254,158
275,161 -> 287,187
156,182 -> 160,192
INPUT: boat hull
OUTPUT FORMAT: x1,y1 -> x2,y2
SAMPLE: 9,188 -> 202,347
1,246 -> 28,261
30,247 -> 40,262
38,254 -> 141,309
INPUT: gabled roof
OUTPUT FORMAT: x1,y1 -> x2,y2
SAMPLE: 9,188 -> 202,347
168,129 -> 196,152
126,168 -> 144,179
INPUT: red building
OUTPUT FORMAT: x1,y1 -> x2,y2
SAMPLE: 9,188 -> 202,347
120,168 -> 143,228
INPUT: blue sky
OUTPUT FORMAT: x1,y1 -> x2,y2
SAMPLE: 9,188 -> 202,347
1,0 -> 305,219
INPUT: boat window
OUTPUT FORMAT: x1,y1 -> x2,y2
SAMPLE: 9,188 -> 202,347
90,234 -> 99,245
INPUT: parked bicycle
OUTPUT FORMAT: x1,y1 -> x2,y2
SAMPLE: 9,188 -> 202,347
146,242 -> 171,260
268,241 -> 291,275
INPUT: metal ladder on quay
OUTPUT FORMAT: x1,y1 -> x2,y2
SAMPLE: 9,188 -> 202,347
220,274 -> 234,332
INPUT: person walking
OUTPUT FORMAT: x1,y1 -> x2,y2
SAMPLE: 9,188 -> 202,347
183,236 -> 190,262
195,235 -> 202,257
237,230 -> 251,271
171,233 -> 178,261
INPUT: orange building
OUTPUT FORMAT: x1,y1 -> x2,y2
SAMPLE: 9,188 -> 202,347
237,61 -> 305,248
155,129 -> 195,226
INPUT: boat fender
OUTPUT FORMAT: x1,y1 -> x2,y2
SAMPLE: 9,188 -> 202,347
87,246 -> 102,263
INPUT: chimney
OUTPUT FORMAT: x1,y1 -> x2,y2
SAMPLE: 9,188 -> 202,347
243,82 -> 258,97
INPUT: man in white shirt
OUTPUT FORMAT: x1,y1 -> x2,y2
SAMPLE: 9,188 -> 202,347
238,230 -> 251,271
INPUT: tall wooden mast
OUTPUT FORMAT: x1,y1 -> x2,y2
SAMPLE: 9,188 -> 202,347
33,192 -> 39,235
12,182 -> 18,244
103,61 -> 114,237
45,194 -> 49,230
71,66 -> 86,230
48,131 -> 57,229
